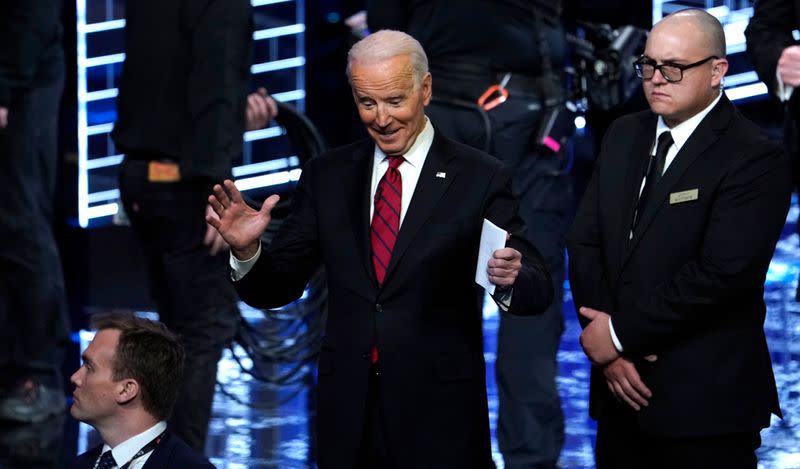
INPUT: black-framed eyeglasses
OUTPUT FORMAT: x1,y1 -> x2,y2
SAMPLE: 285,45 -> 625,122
633,55 -> 718,83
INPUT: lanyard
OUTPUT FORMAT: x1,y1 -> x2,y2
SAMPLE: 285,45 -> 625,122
93,431 -> 166,469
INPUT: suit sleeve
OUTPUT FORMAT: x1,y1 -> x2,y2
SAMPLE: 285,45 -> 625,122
234,159 -> 322,309
566,120 -> 618,328
613,141 -> 791,357
483,163 -> 553,316
745,0 -> 798,97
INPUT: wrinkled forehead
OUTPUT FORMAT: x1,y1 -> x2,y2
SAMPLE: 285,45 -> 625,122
350,57 -> 417,92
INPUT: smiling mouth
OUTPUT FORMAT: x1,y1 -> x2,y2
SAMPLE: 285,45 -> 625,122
375,128 -> 399,137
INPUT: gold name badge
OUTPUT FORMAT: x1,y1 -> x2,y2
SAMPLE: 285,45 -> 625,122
669,188 -> 699,204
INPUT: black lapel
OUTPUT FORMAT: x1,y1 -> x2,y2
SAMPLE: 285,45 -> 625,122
345,139 -> 379,288
615,113 -> 658,276
382,133 -> 457,285
623,95 -> 733,265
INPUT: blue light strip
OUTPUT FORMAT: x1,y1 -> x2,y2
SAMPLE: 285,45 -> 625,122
232,156 -> 300,177
726,82 -> 769,101
235,169 -> 302,192
79,18 -> 125,33
270,89 -> 306,102
725,71 -> 760,88
87,189 -> 120,204
253,24 -> 305,40
251,57 -> 306,74
85,154 -> 124,170
85,88 -> 118,101
76,0 -> 89,227
244,126 -> 285,142
87,122 -> 114,136
82,52 -> 125,68
252,0 -> 292,6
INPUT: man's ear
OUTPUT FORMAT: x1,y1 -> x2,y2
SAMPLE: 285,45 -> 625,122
712,58 -> 729,87
116,379 -> 140,405
422,72 -> 433,106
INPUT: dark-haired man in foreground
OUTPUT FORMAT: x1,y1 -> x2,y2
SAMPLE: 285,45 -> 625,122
70,314 -> 214,469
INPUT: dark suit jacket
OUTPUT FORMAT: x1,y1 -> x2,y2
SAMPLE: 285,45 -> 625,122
70,429 -> 214,468
236,133 -> 553,468
567,94 -> 790,437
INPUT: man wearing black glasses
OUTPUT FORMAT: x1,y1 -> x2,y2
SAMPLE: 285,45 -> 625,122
568,9 -> 788,468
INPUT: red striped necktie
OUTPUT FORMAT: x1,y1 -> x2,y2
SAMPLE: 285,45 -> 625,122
370,155 -> 404,286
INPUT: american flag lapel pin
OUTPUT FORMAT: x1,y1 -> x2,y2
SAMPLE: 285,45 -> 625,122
435,172 -> 446,179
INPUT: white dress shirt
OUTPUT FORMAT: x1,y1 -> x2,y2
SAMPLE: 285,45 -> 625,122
230,118 -> 435,279
96,421 -> 166,469
610,92 -> 723,353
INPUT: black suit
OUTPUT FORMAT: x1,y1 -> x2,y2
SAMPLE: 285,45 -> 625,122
235,133 -> 553,468
567,95 -> 789,465
70,429 -> 214,469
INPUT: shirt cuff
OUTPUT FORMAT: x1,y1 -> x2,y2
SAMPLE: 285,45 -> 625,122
777,68 -> 794,102
609,317 -> 624,353
229,242 -> 261,281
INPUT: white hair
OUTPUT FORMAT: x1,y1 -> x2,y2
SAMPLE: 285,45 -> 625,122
346,29 -> 429,87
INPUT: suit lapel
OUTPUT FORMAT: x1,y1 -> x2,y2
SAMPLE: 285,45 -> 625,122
623,95 -> 733,265
383,134 -> 457,285
345,140 -> 379,289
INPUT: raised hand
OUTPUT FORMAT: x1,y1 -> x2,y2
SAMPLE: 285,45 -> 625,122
206,179 -> 280,259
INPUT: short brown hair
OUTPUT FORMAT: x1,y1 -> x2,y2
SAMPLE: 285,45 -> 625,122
90,313 -> 185,421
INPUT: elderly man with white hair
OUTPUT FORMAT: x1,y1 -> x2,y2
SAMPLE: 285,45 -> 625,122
206,30 -> 553,468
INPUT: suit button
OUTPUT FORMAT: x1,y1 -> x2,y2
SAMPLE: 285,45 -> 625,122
375,303 -> 383,313
361,352 -> 369,360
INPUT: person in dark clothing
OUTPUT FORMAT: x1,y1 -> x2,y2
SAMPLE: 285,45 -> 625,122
112,0 -> 254,450
367,2 -> 569,467
0,0 -> 70,424
745,0 -> 800,300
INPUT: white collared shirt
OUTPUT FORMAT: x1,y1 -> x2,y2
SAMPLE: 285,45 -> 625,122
96,421 -> 166,469
652,91 -> 723,176
230,118 -> 435,280
611,91 -> 723,353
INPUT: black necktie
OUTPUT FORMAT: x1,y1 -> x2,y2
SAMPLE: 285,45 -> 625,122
631,131 -> 673,233
96,450 -> 117,469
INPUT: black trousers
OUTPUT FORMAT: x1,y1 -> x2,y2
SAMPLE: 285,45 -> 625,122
596,408 -> 761,469
0,77 -> 69,387
119,159 -> 239,449
427,89 -> 570,469
357,365 -> 394,469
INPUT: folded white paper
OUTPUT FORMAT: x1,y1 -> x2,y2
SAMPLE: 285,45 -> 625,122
475,218 -> 507,296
